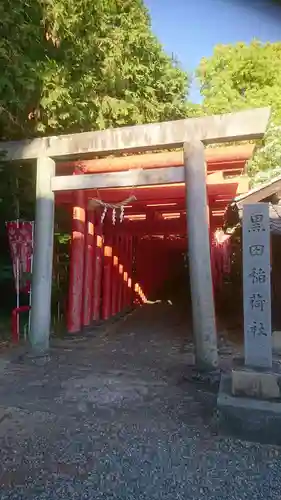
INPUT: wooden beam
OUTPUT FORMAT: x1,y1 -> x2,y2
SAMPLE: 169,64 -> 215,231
123,207 -> 186,216
55,179 -> 247,205
104,219 -> 186,236
103,217 -> 224,236
59,144 -> 255,173
86,197 -> 230,216
0,108 -> 270,161
122,200 -> 184,210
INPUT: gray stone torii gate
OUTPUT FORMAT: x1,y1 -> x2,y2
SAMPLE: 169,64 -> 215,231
0,107 -> 270,369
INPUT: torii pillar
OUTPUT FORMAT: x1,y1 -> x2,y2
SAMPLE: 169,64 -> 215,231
29,157 -> 55,355
184,141 -> 218,370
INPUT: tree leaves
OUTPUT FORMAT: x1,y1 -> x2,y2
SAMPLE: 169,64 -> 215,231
197,41 -> 281,185
0,0 -> 191,140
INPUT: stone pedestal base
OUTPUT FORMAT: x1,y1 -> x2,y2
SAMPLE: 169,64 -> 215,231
217,373 -> 281,444
232,365 -> 281,400
273,331 -> 281,355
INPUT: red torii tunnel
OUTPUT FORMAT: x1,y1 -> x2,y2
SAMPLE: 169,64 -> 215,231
54,144 -> 254,333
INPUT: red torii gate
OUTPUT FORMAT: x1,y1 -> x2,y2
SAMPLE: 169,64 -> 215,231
54,145 -> 253,334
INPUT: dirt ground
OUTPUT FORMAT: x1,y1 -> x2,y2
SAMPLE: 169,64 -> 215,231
0,302 -> 279,499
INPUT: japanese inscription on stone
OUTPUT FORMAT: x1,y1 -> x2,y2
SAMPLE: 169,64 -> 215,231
243,204 -> 272,368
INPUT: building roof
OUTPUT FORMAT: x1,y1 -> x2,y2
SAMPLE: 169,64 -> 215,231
226,174 -> 281,234
234,174 -> 281,208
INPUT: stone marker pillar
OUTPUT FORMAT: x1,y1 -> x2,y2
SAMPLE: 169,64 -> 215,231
29,157 -> 55,355
217,202 -> 281,443
243,203 -> 272,369
231,202 -> 280,400
184,141 -> 218,370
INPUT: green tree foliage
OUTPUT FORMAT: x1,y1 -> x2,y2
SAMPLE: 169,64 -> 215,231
0,0 -> 192,319
0,0 -> 47,140
0,0 -> 191,248
196,41 -> 281,185
0,0 -> 194,217
0,0 -> 192,214
0,0 -> 191,141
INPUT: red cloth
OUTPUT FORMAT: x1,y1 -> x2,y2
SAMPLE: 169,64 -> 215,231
211,230 -> 231,292
6,221 -> 34,293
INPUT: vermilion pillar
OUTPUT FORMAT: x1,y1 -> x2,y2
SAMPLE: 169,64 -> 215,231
111,235 -> 119,316
145,239 -> 154,298
67,189 -> 86,333
134,237 -> 144,305
123,236 -> 129,308
209,208 -> 216,294
117,236 -> 125,313
82,209 -> 95,327
131,237 -> 137,305
92,221 -> 103,321
102,234 -> 113,320
126,237 -> 133,307
138,238 -> 148,299
133,237 -> 139,305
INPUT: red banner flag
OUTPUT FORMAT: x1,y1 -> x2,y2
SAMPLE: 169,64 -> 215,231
6,221 -> 34,293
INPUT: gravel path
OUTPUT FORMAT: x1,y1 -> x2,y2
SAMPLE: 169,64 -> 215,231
0,303 -> 279,499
